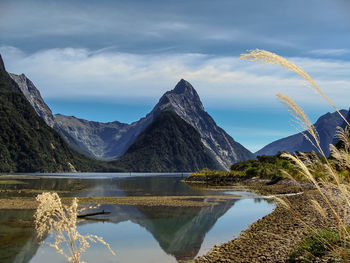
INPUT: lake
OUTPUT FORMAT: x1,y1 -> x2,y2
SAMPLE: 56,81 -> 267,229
0,173 -> 275,263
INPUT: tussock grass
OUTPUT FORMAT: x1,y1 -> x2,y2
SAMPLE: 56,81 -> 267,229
34,192 -> 115,263
190,168 -> 239,177
241,49 -> 350,262
240,49 -> 349,127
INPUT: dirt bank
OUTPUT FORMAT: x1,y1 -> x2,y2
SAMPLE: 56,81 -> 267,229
187,179 -> 329,263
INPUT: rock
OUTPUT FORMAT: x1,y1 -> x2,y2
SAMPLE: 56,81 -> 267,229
9,73 -> 55,127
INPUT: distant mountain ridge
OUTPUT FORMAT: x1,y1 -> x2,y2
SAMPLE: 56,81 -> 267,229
256,109 -> 348,156
0,56 -> 120,172
10,74 -> 254,170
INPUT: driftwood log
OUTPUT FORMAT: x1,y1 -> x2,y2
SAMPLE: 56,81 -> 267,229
77,210 -> 111,218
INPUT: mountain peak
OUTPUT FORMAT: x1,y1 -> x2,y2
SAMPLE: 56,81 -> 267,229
314,109 -> 348,127
156,79 -> 204,113
9,73 -> 27,82
171,79 -> 201,99
152,80 -> 254,169
256,109 -> 349,156
9,72 -> 55,127
172,79 -> 194,93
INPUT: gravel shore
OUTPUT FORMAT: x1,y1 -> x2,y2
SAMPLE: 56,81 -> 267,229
187,179 -> 329,263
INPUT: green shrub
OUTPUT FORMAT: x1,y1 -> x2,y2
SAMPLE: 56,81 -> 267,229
245,167 -> 259,177
288,228 -> 346,262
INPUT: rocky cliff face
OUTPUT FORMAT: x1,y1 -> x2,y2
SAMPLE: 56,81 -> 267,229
53,114 -> 132,159
9,73 -> 55,127
11,75 -> 254,170
256,109 -> 348,156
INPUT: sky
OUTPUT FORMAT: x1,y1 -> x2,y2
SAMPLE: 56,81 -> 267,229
1,0 -> 350,152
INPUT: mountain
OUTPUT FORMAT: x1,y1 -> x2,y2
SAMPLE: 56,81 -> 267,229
256,109 -> 348,156
11,75 -> 254,170
8,73 -> 144,160
332,108 -> 350,148
115,111 -> 220,172
0,55 -> 121,172
9,73 -> 55,127
133,200 -> 236,261
53,114 -> 131,159
151,79 -> 255,169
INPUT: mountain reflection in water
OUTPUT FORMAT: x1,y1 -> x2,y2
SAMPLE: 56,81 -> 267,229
0,174 -> 275,263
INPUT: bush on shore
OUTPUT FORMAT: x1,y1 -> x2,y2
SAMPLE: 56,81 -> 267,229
240,49 -> 350,262
188,153 -> 300,180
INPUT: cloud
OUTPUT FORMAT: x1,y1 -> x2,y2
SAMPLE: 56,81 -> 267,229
1,46 -> 350,111
2,0 -> 350,58
308,49 -> 350,57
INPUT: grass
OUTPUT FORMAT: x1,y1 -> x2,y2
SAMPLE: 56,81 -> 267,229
0,179 -> 27,184
34,192 -> 115,263
288,228 -> 348,262
189,168 -> 238,177
231,154 -> 301,179
240,49 -> 350,262
188,154 -> 301,181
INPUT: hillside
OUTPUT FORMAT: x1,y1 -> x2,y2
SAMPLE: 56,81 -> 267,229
115,111 -> 220,172
0,55 -> 122,172
256,110 -> 348,156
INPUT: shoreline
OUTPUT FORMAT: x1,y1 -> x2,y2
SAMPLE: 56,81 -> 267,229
0,194 -> 242,209
186,178 -> 327,263
0,175 -> 327,262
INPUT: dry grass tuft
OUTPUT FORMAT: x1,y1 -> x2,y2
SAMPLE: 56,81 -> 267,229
240,49 -> 350,261
240,49 -> 349,127
34,192 -> 115,263
276,93 -> 322,156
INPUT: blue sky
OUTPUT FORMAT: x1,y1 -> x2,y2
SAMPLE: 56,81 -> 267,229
1,0 -> 350,152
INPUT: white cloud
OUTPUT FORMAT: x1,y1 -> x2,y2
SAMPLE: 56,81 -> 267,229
308,49 -> 350,56
1,46 -> 350,111
224,126 -> 293,137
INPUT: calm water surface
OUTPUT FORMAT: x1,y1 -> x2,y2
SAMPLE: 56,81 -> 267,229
0,173 -> 275,263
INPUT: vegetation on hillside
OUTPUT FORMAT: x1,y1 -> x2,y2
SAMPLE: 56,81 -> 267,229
0,55 -> 123,173
188,153 -> 305,181
115,111 -> 220,172
230,154 -> 298,179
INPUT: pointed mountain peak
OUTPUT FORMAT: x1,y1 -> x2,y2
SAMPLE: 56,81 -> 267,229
171,79 -> 201,99
9,72 -> 55,127
19,73 -> 27,79
151,79 -> 254,169
314,109 -> 348,127
156,79 -> 204,113
172,79 -> 194,93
